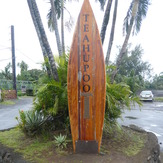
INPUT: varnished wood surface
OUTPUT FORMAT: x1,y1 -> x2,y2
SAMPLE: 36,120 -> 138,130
67,0 -> 106,152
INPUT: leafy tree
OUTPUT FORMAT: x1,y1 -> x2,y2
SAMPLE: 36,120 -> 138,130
28,69 -> 45,81
114,45 -> 152,93
148,73 -> 163,90
17,61 -> 45,81
0,73 -> 4,79
17,61 -> 28,74
1,63 -> 12,80
17,61 -> 30,81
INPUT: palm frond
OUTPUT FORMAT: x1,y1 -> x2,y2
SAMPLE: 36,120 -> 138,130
47,0 -> 62,31
123,0 -> 150,36
123,1 -> 134,36
97,0 -> 107,10
134,0 -> 150,35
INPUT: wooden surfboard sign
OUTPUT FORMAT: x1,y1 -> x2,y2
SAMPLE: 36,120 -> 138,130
67,0 -> 106,153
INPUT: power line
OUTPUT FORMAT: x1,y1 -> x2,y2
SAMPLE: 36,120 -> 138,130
0,44 -> 9,48
0,47 -> 10,51
15,48 -> 38,64
0,57 -> 12,62
0,47 -> 38,65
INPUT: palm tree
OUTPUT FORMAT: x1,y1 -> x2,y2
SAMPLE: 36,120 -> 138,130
27,0 -> 59,81
50,0 -> 63,57
1,63 -> 12,80
61,0 -> 65,54
100,0 -> 113,45
105,0 -> 118,66
47,0 -> 75,55
27,0 -> 50,77
111,0 -> 150,82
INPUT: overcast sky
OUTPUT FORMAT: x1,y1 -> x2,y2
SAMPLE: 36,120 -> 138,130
0,0 -> 162,76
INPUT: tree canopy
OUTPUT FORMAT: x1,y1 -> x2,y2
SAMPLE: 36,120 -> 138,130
113,44 -> 152,93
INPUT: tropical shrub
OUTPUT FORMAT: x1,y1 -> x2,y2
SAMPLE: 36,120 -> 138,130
17,53 -> 142,136
33,55 -> 69,130
0,89 -> 5,102
104,69 -> 142,133
16,110 -> 26,128
26,89 -> 34,96
16,110 -> 47,136
105,81 -> 140,123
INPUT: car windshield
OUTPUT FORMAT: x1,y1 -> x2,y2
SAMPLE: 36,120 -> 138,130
141,91 -> 152,95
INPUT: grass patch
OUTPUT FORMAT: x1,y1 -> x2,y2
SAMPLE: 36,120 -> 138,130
0,126 -> 147,162
102,125 -> 146,157
0,100 -> 15,105
0,128 -> 54,162
121,130 -> 145,156
154,97 -> 163,102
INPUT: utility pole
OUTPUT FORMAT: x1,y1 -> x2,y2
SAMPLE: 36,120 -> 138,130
11,25 -> 17,97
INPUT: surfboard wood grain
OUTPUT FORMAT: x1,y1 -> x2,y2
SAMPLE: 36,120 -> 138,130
67,0 -> 106,152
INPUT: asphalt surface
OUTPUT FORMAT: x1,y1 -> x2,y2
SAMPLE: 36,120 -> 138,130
0,97 -> 33,130
118,101 -> 163,151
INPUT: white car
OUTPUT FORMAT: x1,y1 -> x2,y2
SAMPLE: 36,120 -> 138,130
140,90 -> 154,101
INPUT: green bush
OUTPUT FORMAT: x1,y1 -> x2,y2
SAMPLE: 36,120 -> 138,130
105,71 -> 142,128
0,89 -> 5,102
16,110 -> 47,136
17,91 -> 26,96
33,55 -> 69,130
26,89 -> 34,96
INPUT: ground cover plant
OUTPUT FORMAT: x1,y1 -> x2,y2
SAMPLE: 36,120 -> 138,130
154,97 -> 163,102
0,100 -> 15,105
0,125 -> 147,163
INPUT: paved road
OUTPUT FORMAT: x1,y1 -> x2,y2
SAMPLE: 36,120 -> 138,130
0,97 -> 33,130
118,101 -> 163,151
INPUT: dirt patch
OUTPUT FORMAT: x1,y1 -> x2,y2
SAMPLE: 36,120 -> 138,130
0,143 -> 30,163
0,126 -> 162,163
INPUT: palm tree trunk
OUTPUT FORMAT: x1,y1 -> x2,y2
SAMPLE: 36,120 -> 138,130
111,0 -> 139,83
27,0 -> 59,81
100,0 -> 113,45
27,0 -> 51,78
50,0 -> 63,57
105,0 -> 118,66
61,0 -> 65,54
